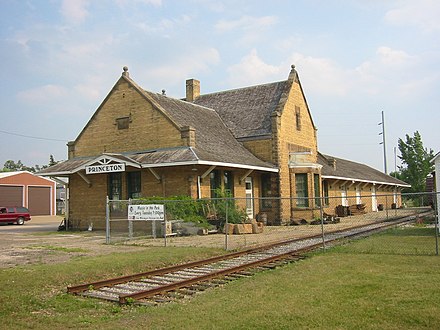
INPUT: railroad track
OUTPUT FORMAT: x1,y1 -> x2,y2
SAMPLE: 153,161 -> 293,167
67,213 -> 425,305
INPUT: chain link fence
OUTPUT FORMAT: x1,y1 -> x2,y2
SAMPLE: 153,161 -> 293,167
105,192 -> 439,255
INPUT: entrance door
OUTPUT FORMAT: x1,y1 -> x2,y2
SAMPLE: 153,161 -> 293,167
245,177 -> 253,219
341,188 -> 348,206
372,186 -> 378,211
355,186 -> 361,205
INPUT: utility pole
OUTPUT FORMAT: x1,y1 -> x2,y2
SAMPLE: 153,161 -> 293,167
378,111 -> 387,174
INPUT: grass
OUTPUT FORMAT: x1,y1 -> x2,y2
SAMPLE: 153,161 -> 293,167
1,226 -> 439,329
24,245 -> 89,253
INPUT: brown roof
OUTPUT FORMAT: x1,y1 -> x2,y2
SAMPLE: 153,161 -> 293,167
193,81 -> 288,139
318,153 -> 410,187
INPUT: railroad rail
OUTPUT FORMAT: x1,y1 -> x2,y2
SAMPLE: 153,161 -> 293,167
67,213 -> 425,305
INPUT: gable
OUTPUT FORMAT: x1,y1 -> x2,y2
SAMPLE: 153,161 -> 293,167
0,171 -> 55,186
72,77 -> 182,158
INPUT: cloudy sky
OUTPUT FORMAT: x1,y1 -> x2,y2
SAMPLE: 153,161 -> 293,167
1,0 -> 439,173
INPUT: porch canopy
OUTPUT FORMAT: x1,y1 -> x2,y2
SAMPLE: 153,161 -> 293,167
37,146 -> 278,177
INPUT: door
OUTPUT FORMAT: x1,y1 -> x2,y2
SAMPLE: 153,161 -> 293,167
245,177 -> 254,219
341,188 -> 348,206
372,186 -> 377,211
28,186 -> 51,215
355,186 -> 361,205
0,185 -> 23,206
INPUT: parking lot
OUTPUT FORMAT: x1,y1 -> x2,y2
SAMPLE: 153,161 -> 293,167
0,216 -> 145,268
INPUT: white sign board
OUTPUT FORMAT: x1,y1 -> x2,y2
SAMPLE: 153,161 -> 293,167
128,204 -> 165,221
86,163 -> 125,174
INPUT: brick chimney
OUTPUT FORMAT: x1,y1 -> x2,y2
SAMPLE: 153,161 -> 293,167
186,79 -> 200,102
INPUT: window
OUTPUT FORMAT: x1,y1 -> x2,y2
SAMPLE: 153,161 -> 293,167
210,170 -> 234,198
261,174 -> 272,208
210,170 -> 221,198
323,180 -> 329,206
295,173 -> 309,207
314,174 -> 321,207
108,173 -> 122,200
127,171 -> 141,199
295,106 -> 301,131
224,171 -> 234,195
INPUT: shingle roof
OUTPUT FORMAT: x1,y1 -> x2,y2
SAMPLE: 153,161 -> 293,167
193,81 -> 288,139
318,153 -> 410,187
143,90 -> 276,169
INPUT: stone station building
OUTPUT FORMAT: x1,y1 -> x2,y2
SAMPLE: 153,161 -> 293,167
39,66 -> 409,229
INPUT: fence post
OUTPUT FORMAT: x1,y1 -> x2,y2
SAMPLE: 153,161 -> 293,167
128,198 -> 133,240
225,198 -> 229,251
105,195 -> 110,244
164,203 -> 167,247
434,192 -> 439,256
385,195 -> 389,220
320,196 -> 326,250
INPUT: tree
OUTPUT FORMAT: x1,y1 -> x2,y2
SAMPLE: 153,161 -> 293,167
3,160 -> 25,172
2,155 -> 59,173
397,131 -> 434,193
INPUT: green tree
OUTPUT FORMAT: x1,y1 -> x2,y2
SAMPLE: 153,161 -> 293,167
2,155 -> 58,173
397,131 -> 434,193
3,160 -> 24,172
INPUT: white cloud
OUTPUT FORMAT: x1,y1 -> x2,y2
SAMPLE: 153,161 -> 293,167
288,53 -> 353,97
135,15 -> 192,34
215,15 -> 277,32
115,0 -> 162,7
385,0 -> 440,32
227,49 -> 282,87
146,48 -> 221,94
16,84 -> 68,104
60,0 -> 90,24
376,46 -> 415,66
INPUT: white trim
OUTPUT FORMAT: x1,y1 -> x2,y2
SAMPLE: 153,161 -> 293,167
40,159 -> 278,176
321,175 -> 410,188
141,160 -> 279,173
289,163 -> 322,170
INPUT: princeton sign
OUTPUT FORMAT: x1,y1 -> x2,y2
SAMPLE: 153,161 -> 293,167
85,163 -> 125,174
128,204 -> 165,221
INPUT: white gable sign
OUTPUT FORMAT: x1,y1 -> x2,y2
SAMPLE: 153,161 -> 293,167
85,157 -> 126,174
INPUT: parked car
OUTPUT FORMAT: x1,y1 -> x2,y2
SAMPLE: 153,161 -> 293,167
0,206 -> 31,225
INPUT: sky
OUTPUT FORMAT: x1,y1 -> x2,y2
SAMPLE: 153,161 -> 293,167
0,0 -> 439,173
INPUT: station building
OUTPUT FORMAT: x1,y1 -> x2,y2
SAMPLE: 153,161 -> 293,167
39,66 -> 409,229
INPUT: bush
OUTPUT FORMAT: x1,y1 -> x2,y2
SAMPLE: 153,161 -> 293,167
136,196 -> 207,225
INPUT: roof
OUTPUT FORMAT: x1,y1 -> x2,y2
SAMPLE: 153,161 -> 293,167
318,153 -> 410,187
143,91 -> 275,168
0,171 -> 37,179
38,145 -> 278,176
193,81 -> 288,139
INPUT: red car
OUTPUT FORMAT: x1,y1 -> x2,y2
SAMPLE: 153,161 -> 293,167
0,206 -> 31,225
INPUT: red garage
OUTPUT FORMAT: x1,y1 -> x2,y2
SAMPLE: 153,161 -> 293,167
0,171 -> 56,216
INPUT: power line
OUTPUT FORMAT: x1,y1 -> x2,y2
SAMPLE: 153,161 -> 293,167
0,129 -> 68,142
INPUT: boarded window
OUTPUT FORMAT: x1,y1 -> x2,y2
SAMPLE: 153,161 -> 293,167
116,116 -> 130,130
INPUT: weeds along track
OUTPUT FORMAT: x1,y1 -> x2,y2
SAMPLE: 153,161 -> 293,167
67,214 -> 422,305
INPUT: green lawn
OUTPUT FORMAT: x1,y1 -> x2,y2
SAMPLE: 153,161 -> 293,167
1,227 -> 439,329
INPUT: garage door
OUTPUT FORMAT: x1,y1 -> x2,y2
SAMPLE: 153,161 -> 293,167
0,185 -> 23,206
28,186 -> 51,215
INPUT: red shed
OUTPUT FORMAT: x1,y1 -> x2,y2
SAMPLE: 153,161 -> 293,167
0,171 -> 56,216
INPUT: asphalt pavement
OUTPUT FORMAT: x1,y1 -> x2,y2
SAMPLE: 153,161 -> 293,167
0,215 -> 63,233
